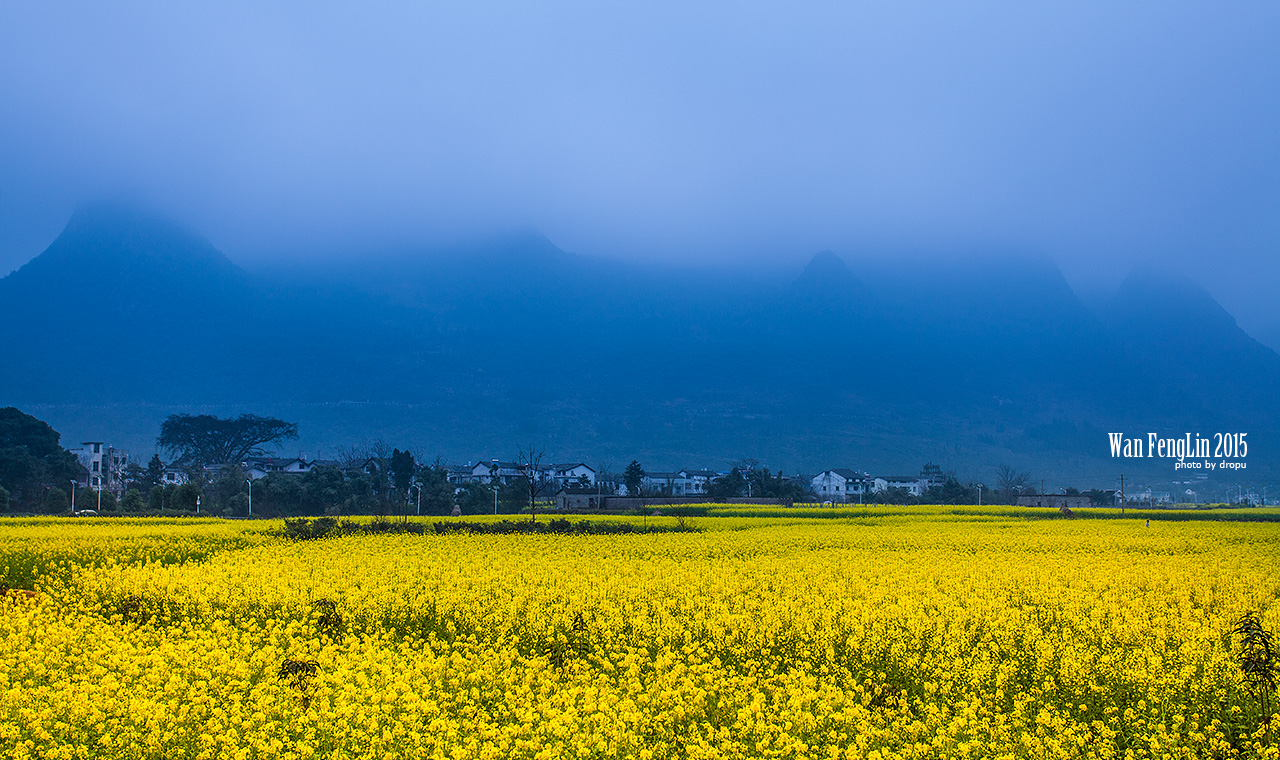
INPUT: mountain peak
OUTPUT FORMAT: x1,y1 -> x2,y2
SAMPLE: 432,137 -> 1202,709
2,202 -> 244,292
792,250 -> 857,295
1111,269 -> 1237,331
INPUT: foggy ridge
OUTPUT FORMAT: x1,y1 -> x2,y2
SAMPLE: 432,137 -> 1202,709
1,205 -> 1275,479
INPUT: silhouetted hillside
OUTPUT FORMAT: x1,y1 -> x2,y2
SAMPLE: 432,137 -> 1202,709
1,206 -> 1275,480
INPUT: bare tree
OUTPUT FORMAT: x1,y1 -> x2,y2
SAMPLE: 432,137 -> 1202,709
518,445 -> 548,523
368,439 -> 394,461
995,465 -> 1032,504
333,444 -> 369,471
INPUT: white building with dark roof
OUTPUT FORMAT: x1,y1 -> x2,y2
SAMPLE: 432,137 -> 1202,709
811,469 -> 869,501
76,441 -> 130,497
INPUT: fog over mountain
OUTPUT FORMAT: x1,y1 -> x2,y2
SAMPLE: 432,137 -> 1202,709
2,204 -> 1275,483
1,2 -> 1277,486
1,2 -> 1278,345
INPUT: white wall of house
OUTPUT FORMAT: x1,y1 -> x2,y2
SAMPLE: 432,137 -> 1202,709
812,470 -> 869,501
876,478 -> 925,496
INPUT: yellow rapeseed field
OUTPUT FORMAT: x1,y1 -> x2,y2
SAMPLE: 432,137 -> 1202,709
1,510 -> 1278,759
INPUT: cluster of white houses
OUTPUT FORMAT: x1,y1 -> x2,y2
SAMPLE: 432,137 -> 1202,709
447,460 -> 599,489
809,463 -> 947,501
72,438 -> 951,503
77,443 -> 739,499
159,456 -> 605,492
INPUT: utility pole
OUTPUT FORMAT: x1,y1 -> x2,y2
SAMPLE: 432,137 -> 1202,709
1119,474 -> 1125,516
246,478 -> 253,518
70,479 -> 78,515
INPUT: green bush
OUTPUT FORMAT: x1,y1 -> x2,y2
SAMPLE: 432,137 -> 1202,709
121,488 -> 146,512
43,486 -> 70,514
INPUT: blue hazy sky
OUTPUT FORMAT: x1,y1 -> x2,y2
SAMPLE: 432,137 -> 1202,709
1,1 -> 1277,339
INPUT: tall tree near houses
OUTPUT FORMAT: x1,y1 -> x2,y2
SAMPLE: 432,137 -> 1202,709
518,445 -> 546,523
157,414 -> 298,467
389,448 -> 416,519
994,465 -> 1032,505
145,454 -> 164,488
389,449 -> 416,492
623,460 -> 645,498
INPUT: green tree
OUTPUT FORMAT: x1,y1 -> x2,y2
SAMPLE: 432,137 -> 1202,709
75,488 -> 118,512
0,483 -> 8,512
453,481 -> 492,515
301,466 -> 347,515
148,485 -> 165,512
145,454 -> 165,488
624,461 -> 645,497
1086,488 -> 1113,506
75,487 -> 98,512
877,486 -> 914,505
157,413 -> 298,467
122,463 -> 147,493
121,488 -> 145,512
744,468 -> 808,503
343,473 -> 376,513
415,463 -> 455,515
44,486 -> 70,513
256,473 -> 303,517
174,483 -> 202,512
926,477 -> 978,505
390,449 -> 416,494
708,469 -> 746,500
456,478 -> 525,515
0,407 -> 84,510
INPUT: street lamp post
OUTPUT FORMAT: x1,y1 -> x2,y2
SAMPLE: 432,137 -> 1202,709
246,478 -> 253,518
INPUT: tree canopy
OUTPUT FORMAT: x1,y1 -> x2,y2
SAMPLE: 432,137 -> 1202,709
157,414 -> 298,466
623,461 -> 645,496
0,407 -> 83,509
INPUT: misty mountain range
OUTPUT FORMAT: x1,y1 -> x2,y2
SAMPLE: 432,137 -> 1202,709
1,204 -> 1276,484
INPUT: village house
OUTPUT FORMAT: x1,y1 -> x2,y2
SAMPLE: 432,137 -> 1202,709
877,475 -> 929,497
244,456 -> 317,480
640,469 -> 717,496
549,463 -> 596,488
471,460 -> 529,484
810,469 -> 869,501
73,442 -> 131,497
